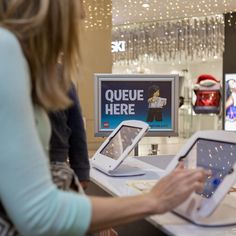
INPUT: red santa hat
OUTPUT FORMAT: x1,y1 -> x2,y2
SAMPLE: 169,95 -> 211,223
196,74 -> 219,87
193,74 -> 220,90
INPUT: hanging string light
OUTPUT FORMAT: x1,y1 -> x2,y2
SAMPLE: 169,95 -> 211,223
80,1 -> 236,30
227,11 -> 236,27
112,0 -> 236,26
82,0 -> 112,30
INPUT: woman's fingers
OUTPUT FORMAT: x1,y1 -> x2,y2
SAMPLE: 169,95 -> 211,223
175,161 -> 185,170
151,167 -> 211,214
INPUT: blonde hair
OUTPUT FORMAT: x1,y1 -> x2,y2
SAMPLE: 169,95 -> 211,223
0,0 -> 84,111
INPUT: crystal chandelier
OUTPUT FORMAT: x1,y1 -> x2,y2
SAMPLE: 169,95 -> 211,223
112,15 -> 225,65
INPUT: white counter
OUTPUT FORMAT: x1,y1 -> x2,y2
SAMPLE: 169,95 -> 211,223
90,156 -> 236,236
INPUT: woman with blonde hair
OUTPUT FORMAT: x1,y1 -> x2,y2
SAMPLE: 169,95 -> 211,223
0,1 -> 209,235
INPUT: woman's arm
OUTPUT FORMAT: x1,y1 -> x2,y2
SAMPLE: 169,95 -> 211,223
0,27 -> 209,236
0,27 -> 91,236
67,84 -> 90,183
89,164 -> 208,232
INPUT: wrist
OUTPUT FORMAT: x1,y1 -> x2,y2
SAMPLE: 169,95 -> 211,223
142,192 -> 160,215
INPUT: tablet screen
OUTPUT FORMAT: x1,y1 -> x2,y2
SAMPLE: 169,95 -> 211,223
185,139 -> 236,198
100,125 -> 142,160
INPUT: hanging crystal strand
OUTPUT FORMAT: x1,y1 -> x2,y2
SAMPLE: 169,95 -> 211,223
199,19 -> 203,59
204,17 -> 209,59
171,21 -> 176,63
211,17 -> 215,58
129,27 -> 134,65
193,18 -> 198,61
170,22 -> 174,62
199,19 -> 202,60
158,22 -> 162,62
131,27 -> 135,62
182,20 -> 185,61
167,22 -> 172,62
180,19 -> 184,62
166,22 -> 169,62
134,27 -> 139,62
151,23 -> 155,61
198,19 -> 202,59
215,16 -> 219,57
132,26 -> 136,62
183,19 -> 187,61
150,24 -> 155,61
111,15 -> 225,66
193,18 -> 197,60
138,25 -> 142,62
215,16 -> 221,56
173,22 -> 177,62
170,22 -> 173,62
187,19 -> 191,61
204,18 -> 208,59
159,22 -> 162,62
149,23 -> 154,61
176,20 -> 180,62
163,22 -> 167,62
136,26 -> 140,64
202,18 -> 208,59
220,17 -> 225,58
213,16 -> 217,58
189,19 -> 194,61
160,22 -> 164,61
167,22 -> 171,62
144,24 -> 149,63
205,17 -> 210,58
142,25 -> 145,62
154,23 -> 159,61
124,27 -> 128,66
164,21 -> 167,61
148,24 -> 152,61
126,29 -> 130,66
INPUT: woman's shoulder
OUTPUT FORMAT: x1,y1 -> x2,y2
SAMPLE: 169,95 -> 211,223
0,27 -> 30,94
0,27 -> 23,56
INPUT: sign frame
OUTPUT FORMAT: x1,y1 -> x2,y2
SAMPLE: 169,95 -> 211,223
223,73 -> 236,131
94,74 -> 179,137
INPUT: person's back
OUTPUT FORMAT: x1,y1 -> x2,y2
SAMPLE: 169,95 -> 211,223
49,83 -> 90,189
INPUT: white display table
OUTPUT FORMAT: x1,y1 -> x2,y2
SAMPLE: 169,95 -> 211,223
88,155 -> 236,236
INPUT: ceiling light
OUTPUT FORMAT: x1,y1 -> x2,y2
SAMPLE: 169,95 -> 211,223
142,3 -> 150,8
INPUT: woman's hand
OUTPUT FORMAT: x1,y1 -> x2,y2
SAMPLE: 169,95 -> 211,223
148,164 -> 211,214
89,163 -> 211,231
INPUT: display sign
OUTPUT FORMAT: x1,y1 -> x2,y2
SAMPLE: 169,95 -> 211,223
94,74 -> 179,136
111,41 -> 126,53
192,74 -> 221,114
224,74 -> 236,131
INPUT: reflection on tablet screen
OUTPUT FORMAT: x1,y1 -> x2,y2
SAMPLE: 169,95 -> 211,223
100,125 -> 142,160
185,139 -> 236,198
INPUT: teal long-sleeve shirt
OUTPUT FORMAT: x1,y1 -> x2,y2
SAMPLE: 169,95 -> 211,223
0,27 -> 91,236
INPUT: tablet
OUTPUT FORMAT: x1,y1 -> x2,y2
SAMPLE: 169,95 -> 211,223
166,130 -> 236,222
91,120 -> 149,175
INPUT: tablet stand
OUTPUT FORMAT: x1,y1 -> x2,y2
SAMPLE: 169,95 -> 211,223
106,164 -> 145,177
134,145 -> 139,156
176,194 -> 236,227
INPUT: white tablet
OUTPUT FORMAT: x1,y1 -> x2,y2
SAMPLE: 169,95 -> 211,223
91,120 -> 149,176
166,130 -> 236,225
